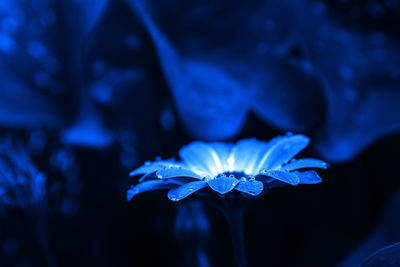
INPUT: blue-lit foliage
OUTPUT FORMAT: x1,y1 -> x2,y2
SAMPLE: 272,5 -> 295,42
127,133 -> 327,201
0,0 -> 119,148
49,147 -> 82,216
361,242 -> 400,266
0,135 -> 82,217
127,0 -> 249,141
1,0 -> 399,159
0,0 -> 61,128
128,0 -> 400,163
0,137 -> 46,211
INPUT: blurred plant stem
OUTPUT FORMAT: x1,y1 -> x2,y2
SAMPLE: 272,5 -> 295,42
224,208 -> 247,267
36,214 -> 57,267
174,200 -> 212,267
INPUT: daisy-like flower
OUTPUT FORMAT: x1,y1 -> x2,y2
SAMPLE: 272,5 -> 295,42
127,133 -> 327,202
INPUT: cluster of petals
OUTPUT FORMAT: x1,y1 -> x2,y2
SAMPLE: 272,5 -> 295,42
127,133 -> 327,201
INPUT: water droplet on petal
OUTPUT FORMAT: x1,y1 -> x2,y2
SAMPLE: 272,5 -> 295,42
203,175 -> 210,181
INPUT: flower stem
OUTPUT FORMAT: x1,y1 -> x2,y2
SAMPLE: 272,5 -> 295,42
36,215 -> 57,267
224,209 -> 247,267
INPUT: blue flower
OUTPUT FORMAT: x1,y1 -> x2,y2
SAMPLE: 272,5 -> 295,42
127,133 -> 327,202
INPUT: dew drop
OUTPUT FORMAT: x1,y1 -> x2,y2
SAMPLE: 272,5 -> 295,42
248,176 -> 256,181
218,173 -> 227,178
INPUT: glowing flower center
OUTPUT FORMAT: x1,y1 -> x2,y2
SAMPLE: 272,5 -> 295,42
127,134 -> 328,201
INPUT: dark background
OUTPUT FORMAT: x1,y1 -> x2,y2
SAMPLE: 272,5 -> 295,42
1,0 -> 400,266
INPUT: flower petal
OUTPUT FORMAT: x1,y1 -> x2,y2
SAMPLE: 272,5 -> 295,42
259,134 -> 310,170
206,176 -> 239,194
230,138 -> 273,175
130,159 -> 180,177
281,158 -> 328,171
208,142 -> 234,172
168,180 -> 208,201
127,180 -> 174,201
259,170 -> 300,185
294,170 -> 322,184
179,141 -> 224,176
156,166 -> 202,179
235,180 -> 264,196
